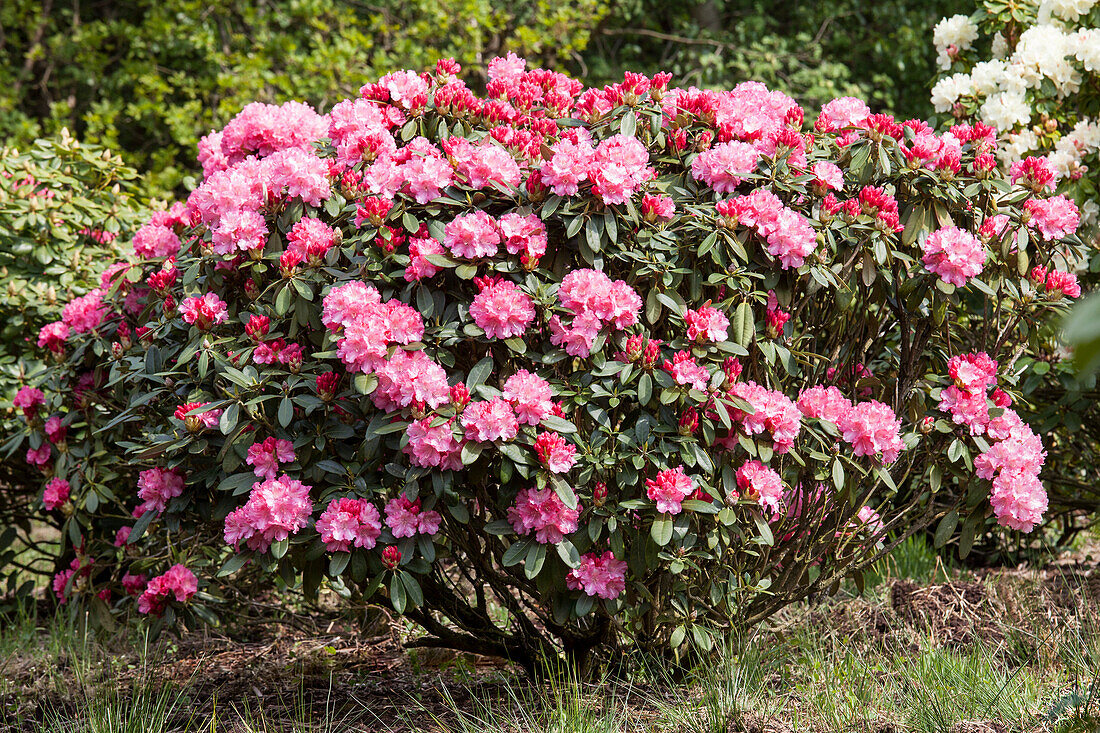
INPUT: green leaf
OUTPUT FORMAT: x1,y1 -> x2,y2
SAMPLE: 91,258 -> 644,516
389,574 -> 407,614
541,415 -> 577,434
934,510 -> 959,549
278,397 -> 293,427
550,474 -> 578,509
651,517 -> 673,546
638,373 -> 653,405
502,538 -> 532,567
466,357 -> 494,389
732,302 -> 754,347
524,543 -> 547,578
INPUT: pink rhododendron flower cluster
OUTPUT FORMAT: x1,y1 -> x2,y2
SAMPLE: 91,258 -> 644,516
43,477 -> 70,510
646,466 -> 694,514
508,487 -> 581,543
137,564 -> 198,616
316,497 -> 383,552
469,278 -> 536,339
135,467 -> 185,516
1023,195 -> 1081,241
550,269 -> 642,357
385,496 -> 442,538
61,290 -> 107,333
725,381 -> 802,453
462,398 -> 519,443
180,293 -> 229,329
13,386 -> 45,419
534,432 -> 577,473
921,226 -> 987,287
717,189 -> 817,269
685,305 -> 730,342
223,475 -> 313,552
404,417 -> 464,470
735,460 -> 785,514
837,401 -> 905,464
664,350 -> 711,390
502,370 -> 554,425
566,551 -> 628,599
797,385 -> 853,424
246,438 -> 296,479
691,141 -> 760,193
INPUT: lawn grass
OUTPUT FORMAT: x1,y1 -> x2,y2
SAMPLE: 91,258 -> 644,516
2,536 -> 1098,732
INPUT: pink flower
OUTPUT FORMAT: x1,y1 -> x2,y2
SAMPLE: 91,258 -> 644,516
684,305 -> 729,342
990,471 -> 1047,532
534,432 -> 577,473
223,475 -> 313,553
385,495 -> 442,538
811,162 -> 844,191
557,269 -> 642,330
1010,157 -> 1054,191
641,193 -> 676,223
286,217 -> 339,264
211,209 -> 268,255
405,235 -> 446,281
540,138 -> 595,196
921,227 -> 986,287
498,212 -> 547,258
136,467 -> 185,515
62,290 -> 107,333
856,505 -> 884,533
114,527 -> 132,547
444,210 -> 501,258
726,381 -> 802,453
1046,270 -> 1081,298
133,221 -> 181,259
566,551 -> 628,599
1024,196 -> 1080,241
815,97 -> 870,132
26,444 -> 51,466
719,189 -> 817,269
37,321 -> 70,353
316,497 -> 382,552
507,487 -> 580,544
180,293 -> 229,329
948,352 -> 998,394
590,134 -> 652,205
469,280 -> 535,339
735,460 -> 785,514
646,466 -> 694,515
691,141 -> 759,193
174,402 -> 222,431
370,350 -> 450,411
797,385 -> 853,424
502,370 -> 554,426
837,401 -> 904,463
122,573 -> 146,595
137,564 -> 197,615
246,437 -> 296,479
663,351 -> 710,390
43,477 -> 70,510
404,418 -> 464,470
461,398 -> 519,442
939,386 -> 990,434
13,386 -> 45,418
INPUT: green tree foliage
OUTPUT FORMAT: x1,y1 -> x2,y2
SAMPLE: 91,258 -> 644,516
0,0 -> 610,197
581,0 -> 970,117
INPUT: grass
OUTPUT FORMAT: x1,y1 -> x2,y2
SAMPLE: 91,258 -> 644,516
3,536 -> 1099,732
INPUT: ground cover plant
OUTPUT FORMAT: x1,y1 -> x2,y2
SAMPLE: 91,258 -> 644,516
5,54 -> 1089,674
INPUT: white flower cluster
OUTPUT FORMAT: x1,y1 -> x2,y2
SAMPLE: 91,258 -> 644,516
934,15 -> 981,69
930,0 -> 1100,227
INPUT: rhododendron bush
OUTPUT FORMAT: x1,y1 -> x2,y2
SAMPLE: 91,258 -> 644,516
930,1 -> 1100,542
7,57 -> 1087,670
